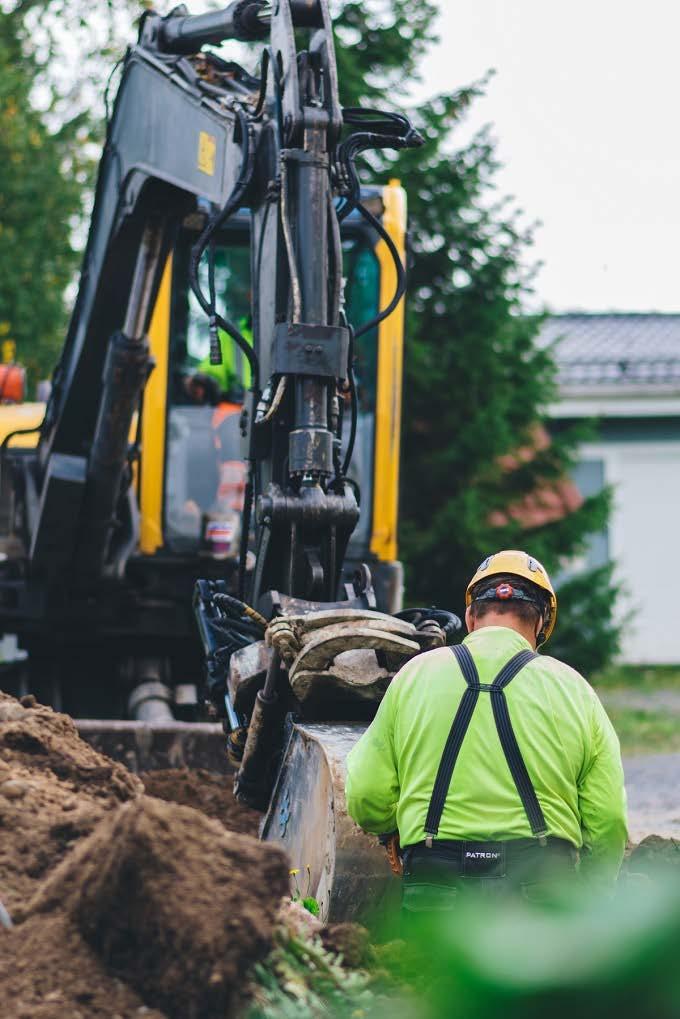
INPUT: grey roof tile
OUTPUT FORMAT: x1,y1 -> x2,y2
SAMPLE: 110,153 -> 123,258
538,313 -> 680,386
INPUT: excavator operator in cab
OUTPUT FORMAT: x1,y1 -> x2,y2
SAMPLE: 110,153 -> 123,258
346,550 -> 627,914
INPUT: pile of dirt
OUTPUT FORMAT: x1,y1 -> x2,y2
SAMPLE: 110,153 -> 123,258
0,688 -> 376,1018
0,690 -> 290,1018
141,766 -> 260,836
0,692 -> 141,914
25,796 -> 289,1018
0,912 -> 164,1019
624,835 -> 680,878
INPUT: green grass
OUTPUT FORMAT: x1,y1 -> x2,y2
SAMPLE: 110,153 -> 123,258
606,706 -> 680,756
592,665 -> 680,690
589,665 -> 680,755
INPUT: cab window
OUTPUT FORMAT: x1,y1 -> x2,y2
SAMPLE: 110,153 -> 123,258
164,225 -> 380,558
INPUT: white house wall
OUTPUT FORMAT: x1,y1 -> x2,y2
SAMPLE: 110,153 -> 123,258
579,439 -> 680,665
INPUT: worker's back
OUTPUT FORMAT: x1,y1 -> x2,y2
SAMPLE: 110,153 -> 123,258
346,625 -> 626,879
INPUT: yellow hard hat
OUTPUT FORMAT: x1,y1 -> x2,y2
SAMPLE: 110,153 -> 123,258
465,550 -> 557,644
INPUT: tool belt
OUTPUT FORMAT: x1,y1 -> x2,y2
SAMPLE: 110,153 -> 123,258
403,837 -> 578,882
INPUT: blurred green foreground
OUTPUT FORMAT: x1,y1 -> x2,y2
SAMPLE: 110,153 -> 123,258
249,846 -> 680,1019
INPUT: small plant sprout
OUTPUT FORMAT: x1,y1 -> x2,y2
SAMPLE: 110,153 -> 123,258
289,864 -> 320,917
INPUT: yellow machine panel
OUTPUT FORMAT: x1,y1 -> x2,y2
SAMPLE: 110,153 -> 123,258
139,256 -> 172,555
370,181 -> 406,564
0,403 -> 44,448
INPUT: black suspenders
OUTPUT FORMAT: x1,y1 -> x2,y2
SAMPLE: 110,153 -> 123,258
423,643 -> 549,847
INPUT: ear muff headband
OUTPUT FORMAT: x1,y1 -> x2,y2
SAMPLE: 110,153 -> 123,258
473,583 -> 541,607
472,581 -> 550,646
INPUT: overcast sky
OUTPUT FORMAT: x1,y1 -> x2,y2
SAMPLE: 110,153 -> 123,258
414,1 -> 680,313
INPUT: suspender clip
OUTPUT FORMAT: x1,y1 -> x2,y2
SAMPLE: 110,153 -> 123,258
425,835 -> 433,848
538,834 -> 548,847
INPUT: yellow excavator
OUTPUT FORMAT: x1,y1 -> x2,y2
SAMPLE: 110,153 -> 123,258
0,0 -> 460,920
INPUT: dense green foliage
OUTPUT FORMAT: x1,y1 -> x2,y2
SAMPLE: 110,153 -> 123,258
0,0 -> 140,386
0,13 -> 82,387
385,873 -> 680,1019
249,872 -> 680,1018
248,931 -> 382,1018
334,0 -> 437,105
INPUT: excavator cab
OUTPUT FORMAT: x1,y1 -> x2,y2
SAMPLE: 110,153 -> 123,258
138,182 -> 406,607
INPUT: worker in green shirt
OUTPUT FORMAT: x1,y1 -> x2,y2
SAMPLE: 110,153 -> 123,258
201,318 -> 252,396
188,317 -> 253,404
345,550 -> 627,911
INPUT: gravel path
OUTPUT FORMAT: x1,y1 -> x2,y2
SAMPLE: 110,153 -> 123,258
624,754 -> 680,842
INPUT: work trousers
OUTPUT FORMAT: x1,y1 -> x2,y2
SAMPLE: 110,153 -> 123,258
401,837 -> 579,916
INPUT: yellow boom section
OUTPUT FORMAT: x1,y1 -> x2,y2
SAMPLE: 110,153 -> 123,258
139,255 -> 172,554
370,180 -> 406,563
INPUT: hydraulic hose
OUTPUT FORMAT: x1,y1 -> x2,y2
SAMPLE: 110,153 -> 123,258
234,649 -> 282,810
189,110 -> 260,390
211,591 -> 268,631
341,322 -> 358,478
396,608 -> 463,643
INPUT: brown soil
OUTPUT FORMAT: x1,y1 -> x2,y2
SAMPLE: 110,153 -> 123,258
141,766 -> 260,836
0,690 -> 289,1019
321,922 -> 374,969
624,835 -> 680,877
0,691 -> 141,914
29,796 -> 289,1019
0,912 -> 165,1019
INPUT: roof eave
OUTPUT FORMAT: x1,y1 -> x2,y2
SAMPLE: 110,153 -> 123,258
548,384 -> 680,419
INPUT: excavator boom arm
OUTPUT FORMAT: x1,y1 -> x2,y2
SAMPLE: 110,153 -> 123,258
27,0 -> 388,604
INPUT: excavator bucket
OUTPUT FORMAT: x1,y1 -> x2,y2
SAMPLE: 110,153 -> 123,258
260,721 -> 396,922
189,594 -> 460,923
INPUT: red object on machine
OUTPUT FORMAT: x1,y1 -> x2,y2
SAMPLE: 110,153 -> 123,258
0,364 -> 25,404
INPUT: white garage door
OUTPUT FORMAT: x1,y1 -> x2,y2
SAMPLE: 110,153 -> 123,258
600,441 -> 680,664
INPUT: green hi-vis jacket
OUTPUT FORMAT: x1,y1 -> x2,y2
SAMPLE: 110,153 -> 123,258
199,320 -> 253,395
345,626 -> 628,881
